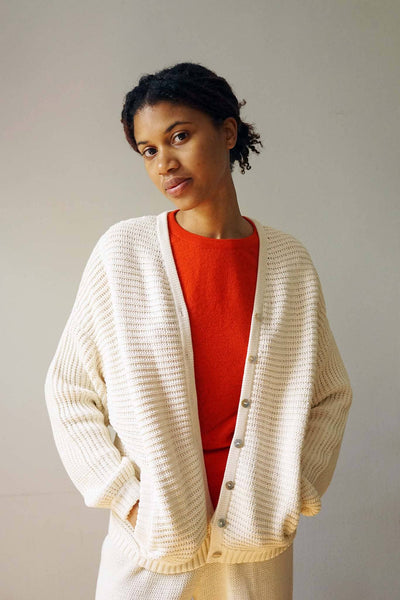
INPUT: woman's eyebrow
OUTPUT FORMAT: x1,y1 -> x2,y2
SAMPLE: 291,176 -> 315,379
136,121 -> 192,146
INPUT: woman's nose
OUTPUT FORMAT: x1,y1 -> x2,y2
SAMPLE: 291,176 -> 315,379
157,149 -> 179,174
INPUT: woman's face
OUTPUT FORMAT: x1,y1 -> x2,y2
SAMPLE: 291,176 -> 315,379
133,101 -> 237,211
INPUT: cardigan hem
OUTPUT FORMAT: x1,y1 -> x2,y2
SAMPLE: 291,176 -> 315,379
107,511 -> 297,574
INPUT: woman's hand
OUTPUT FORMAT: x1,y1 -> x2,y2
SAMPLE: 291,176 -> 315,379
127,500 -> 139,529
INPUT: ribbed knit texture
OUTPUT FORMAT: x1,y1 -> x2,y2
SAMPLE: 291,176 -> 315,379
44,209 -> 353,575
167,209 -> 259,510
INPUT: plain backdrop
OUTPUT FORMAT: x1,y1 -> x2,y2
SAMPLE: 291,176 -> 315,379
1,1 -> 399,598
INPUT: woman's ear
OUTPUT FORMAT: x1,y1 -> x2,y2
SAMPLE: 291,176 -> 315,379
223,117 -> 238,150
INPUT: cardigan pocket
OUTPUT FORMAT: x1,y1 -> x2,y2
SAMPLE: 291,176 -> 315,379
122,489 -> 144,542
125,501 -> 140,534
115,467 -> 155,554
272,489 -> 302,543
107,509 -> 142,564
282,507 -> 301,539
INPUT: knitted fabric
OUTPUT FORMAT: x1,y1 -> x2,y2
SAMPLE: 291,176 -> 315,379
44,209 -> 353,574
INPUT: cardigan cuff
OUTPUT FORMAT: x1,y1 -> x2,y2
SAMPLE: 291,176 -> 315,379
300,475 -> 322,516
110,475 -> 141,521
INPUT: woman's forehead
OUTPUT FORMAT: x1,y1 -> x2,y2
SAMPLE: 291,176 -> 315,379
133,102 -> 209,135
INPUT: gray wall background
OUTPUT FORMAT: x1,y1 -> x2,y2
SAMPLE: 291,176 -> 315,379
1,1 -> 399,598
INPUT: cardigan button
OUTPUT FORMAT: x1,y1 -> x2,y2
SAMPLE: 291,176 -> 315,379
248,355 -> 257,363
212,551 -> 222,558
241,399 -> 250,408
225,480 -> 235,490
217,518 -> 227,528
234,439 -> 243,448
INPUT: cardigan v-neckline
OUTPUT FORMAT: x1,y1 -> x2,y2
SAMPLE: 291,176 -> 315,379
157,209 -> 270,526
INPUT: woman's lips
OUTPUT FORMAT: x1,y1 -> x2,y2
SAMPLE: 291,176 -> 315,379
165,178 -> 192,197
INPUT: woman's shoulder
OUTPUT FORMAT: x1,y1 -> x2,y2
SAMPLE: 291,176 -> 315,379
255,219 -> 316,270
91,213 -> 160,257
101,213 -> 158,239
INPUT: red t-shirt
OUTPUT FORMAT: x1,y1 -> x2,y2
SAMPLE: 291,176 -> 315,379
167,209 -> 259,509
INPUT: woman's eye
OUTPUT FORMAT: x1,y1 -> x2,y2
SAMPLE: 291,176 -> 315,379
173,131 -> 188,143
142,147 -> 156,158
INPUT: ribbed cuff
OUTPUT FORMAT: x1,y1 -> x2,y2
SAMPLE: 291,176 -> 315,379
300,475 -> 322,516
111,476 -> 141,520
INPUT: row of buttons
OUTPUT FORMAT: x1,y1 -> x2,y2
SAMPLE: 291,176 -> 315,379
215,395 -> 252,533
210,320 -> 260,559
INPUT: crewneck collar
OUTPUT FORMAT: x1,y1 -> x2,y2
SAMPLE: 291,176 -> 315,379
167,209 -> 258,247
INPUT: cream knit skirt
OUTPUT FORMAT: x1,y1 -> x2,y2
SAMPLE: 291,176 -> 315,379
95,534 -> 293,600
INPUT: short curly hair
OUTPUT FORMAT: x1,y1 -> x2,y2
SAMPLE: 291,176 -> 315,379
120,62 -> 263,174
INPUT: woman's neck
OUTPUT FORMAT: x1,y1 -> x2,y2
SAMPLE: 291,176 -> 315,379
174,199 -> 253,240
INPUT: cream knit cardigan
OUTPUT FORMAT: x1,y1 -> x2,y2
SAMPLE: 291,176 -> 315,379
44,209 -> 353,574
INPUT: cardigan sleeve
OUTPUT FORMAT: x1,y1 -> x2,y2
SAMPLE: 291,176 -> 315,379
44,239 -> 140,521
300,270 -> 353,516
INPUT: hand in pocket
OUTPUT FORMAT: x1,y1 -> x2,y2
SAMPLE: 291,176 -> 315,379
127,500 -> 139,529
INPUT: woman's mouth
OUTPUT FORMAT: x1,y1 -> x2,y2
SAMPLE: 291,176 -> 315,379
165,178 -> 192,197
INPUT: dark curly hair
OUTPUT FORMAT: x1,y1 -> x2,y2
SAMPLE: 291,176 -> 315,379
120,62 -> 263,175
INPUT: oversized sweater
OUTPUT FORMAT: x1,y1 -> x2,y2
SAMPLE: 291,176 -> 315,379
44,209 -> 353,574
167,209 -> 259,509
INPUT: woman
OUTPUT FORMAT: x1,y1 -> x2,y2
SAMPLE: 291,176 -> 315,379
44,62 -> 353,600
